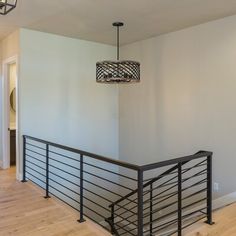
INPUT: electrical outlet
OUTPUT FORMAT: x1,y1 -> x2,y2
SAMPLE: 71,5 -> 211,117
214,182 -> 219,192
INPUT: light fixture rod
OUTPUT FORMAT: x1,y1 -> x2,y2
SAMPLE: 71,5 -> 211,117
113,22 -> 124,61
117,26 -> 119,60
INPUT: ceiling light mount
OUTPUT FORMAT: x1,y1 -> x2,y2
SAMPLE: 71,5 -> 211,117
96,22 -> 140,83
0,0 -> 17,15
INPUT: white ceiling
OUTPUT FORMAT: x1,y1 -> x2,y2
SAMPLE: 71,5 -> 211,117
1,0 -> 236,45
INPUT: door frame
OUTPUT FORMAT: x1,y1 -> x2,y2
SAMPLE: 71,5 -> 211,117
1,55 -> 20,179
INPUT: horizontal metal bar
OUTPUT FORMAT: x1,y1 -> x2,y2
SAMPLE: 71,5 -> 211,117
182,197 -> 207,211
143,159 -> 207,192
182,215 -> 207,231
82,196 -> 110,213
110,163 -> 181,208
26,142 -> 46,151
150,217 -> 178,234
144,173 -> 207,206
182,188 -> 207,202
49,149 -> 81,163
49,157 -> 80,171
171,161 -> 207,175
112,156 -> 207,215
48,164 -> 80,180
27,176 -> 46,189
24,135 -> 140,170
49,189 -> 80,212
143,188 -> 206,219
26,159 -> 46,171
113,208 -> 138,224
115,222 -> 137,236
82,178 -> 123,198
49,171 -> 80,188
121,178 -> 207,222
83,161 -> 137,181
26,171 -> 45,184
114,215 -> 138,232
83,170 -> 134,191
49,178 -> 80,197
83,187 -> 112,203
49,184 -> 80,205
83,204 -> 106,219
182,207 -> 207,220
26,148 -> 46,158
182,170 -> 207,182
26,165 -> 46,178
182,162 -> 207,172
149,197 -> 207,226
26,154 -> 45,164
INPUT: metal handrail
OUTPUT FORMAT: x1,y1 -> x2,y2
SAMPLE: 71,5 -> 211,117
24,135 -> 140,170
24,135 -> 212,171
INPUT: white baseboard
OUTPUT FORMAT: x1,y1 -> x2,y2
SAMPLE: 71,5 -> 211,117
17,172 -> 22,181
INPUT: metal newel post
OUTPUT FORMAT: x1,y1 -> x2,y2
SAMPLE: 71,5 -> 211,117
79,154 -> 85,223
206,154 -> 214,225
150,183 -> 153,236
137,169 -> 144,236
21,136 -> 27,182
178,162 -> 182,236
44,144 -> 50,199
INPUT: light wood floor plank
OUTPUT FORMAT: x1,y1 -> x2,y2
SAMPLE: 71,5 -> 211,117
0,168 -> 111,236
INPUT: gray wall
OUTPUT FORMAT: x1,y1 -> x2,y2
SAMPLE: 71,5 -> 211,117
119,15 -> 236,198
19,29 -> 119,173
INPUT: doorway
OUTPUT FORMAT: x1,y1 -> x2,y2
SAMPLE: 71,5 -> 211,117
1,56 -> 19,180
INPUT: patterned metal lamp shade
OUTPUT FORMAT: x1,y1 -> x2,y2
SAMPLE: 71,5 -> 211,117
96,60 -> 140,83
0,0 -> 17,15
96,22 -> 140,83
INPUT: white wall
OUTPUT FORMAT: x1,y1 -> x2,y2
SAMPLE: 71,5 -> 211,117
0,31 -> 19,167
19,29 -> 118,175
119,15 -> 236,198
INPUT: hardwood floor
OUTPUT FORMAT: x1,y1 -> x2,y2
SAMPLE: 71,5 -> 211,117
184,203 -> 236,236
1,167 -> 236,236
0,168 -> 111,236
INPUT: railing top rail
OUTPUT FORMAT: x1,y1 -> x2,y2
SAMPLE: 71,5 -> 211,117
140,151 -> 213,171
23,135 -> 140,171
23,135 -> 212,172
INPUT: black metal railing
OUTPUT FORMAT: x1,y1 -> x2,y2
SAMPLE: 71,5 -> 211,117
22,135 -> 213,236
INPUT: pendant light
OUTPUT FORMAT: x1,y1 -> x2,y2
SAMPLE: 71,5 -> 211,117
96,22 -> 140,83
0,0 -> 17,15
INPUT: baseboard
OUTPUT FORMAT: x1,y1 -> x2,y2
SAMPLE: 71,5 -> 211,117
17,172 -> 23,181
0,160 -> 3,168
213,191 -> 236,210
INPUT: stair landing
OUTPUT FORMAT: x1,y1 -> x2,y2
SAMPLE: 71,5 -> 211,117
0,167 -> 111,236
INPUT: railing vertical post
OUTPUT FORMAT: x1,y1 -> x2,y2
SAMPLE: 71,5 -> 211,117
110,205 -> 115,234
178,162 -> 182,236
137,169 -> 144,236
44,144 -> 50,199
79,154 -> 85,223
206,154 -> 214,225
21,136 -> 27,182
150,183 -> 153,236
